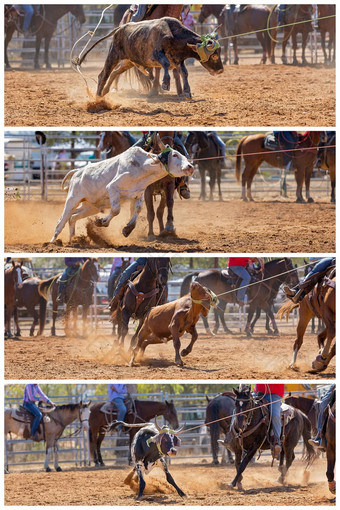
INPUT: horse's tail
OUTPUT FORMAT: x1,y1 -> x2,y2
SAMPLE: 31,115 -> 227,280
300,411 -> 317,467
207,398 -> 222,462
113,67 -> 152,93
180,272 -> 199,296
37,295 -> 47,336
61,169 -> 77,191
38,275 -> 60,300
276,300 -> 299,321
76,27 -> 120,67
235,136 -> 246,182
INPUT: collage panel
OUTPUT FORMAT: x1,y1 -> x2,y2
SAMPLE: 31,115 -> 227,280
4,255 -> 335,380
4,382 -> 335,505
4,129 -> 335,253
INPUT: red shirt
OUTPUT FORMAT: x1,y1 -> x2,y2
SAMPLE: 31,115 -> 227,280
254,384 -> 285,397
228,257 -> 249,268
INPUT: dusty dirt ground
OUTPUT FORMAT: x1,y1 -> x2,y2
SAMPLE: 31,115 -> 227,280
5,329 -> 335,380
4,64 -> 335,127
4,198 -> 335,253
4,460 -> 335,506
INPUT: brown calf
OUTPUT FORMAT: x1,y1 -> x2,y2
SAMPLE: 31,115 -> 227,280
129,282 -> 212,367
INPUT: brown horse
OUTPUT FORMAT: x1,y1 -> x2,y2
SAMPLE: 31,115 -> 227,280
235,131 -> 320,203
222,4 -> 271,64
13,277 -> 47,337
38,258 -> 100,337
97,131 -> 135,159
5,261 -> 23,338
318,133 -> 336,203
5,4 -> 85,69
325,402 -> 336,497
277,277 -> 336,372
269,5 -> 313,65
318,5 -> 335,64
285,395 -> 318,436
89,399 -> 179,466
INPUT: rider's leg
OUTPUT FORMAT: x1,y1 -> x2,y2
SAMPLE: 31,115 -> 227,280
284,258 -> 334,302
264,393 -> 281,456
23,401 -> 42,439
112,397 -> 127,432
22,4 -> 34,33
230,266 -> 251,305
309,385 -> 335,448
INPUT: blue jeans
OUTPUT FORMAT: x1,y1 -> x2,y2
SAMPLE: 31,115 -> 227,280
112,258 -> 147,297
317,385 -> 335,431
174,135 -> 190,158
230,266 -> 251,301
108,267 -> 122,300
22,4 -> 34,31
263,393 -> 281,445
23,401 -> 42,436
131,5 -> 147,22
113,398 -> 126,422
58,265 -> 79,296
209,132 -> 226,157
304,258 -> 334,282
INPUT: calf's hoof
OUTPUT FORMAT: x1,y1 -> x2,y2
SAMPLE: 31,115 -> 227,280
56,466 -> 62,472
122,225 -> 134,237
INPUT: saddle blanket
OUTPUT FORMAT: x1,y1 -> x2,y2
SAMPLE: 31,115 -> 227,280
281,403 -> 294,427
12,406 -> 50,423
263,133 -> 278,151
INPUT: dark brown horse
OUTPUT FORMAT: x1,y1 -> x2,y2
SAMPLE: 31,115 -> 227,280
235,131 -> 321,203
5,4 -> 86,69
185,131 -> 223,201
89,398 -> 179,466
318,133 -> 336,203
97,131 -> 134,159
325,402 -> 335,497
205,393 -> 235,465
114,258 -> 170,350
13,277 -> 47,337
5,261 -> 23,338
318,5 -> 335,64
277,276 -> 336,372
269,5 -> 313,65
220,386 -> 316,489
38,258 -> 100,337
222,4 -> 271,64
285,395 -> 318,436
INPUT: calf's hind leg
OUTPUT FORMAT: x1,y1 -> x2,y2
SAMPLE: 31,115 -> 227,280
160,457 -> 186,497
97,47 -> 124,96
50,195 -> 81,242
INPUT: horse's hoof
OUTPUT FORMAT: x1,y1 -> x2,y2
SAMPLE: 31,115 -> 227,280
312,354 -> 328,371
307,197 -> 314,203
206,329 -> 215,337
212,460 -> 219,465
328,481 -> 336,494
46,467 -> 52,473
56,466 -> 62,472
296,197 -> 306,203
175,359 -> 184,367
161,81 -> 170,91
272,330 -> 279,336
181,349 -> 190,357
245,330 -> 252,338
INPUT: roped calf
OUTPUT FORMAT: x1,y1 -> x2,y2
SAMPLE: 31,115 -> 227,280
50,135 -> 193,243
129,281 -> 213,366
121,419 -> 186,500
76,17 -> 223,99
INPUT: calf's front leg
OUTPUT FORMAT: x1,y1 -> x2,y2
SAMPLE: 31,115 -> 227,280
122,195 -> 144,237
169,313 -> 185,366
181,325 -> 198,357
153,49 -> 171,91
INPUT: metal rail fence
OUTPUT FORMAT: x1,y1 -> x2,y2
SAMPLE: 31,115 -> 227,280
5,387 -> 324,470
6,6 -> 329,68
4,131 -> 332,201
11,260 -> 311,338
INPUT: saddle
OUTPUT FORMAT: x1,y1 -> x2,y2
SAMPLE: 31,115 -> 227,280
11,405 -> 50,440
100,397 -> 133,416
127,281 -> 159,316
280,403 -> 295,429
220,269 -> 241,288
263,133 -> 279,151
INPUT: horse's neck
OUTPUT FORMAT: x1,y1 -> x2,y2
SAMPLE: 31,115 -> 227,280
138,265 -> 156,287
43,5 -> 71,23
53,406 -> 79,427
135,401 -> 165,420
79,264 -> 93,287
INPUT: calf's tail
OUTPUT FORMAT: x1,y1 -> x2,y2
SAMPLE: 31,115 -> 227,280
61,170 -> 78,191
76,27 -> 120,66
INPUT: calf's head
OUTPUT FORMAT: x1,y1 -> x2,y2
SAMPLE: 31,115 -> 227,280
147,418 -> 183,457
188,35 -> 224,75
148,148 -> 193,178
190,281 -> 213,317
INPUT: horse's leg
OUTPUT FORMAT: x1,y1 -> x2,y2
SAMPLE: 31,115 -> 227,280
245,305 -> 255,337
51,299 -> 58,336
72,307 -> 78,337
122,196 -> 144,238
82,305 -> 89,338
200,167 -> 206,201
250,307 -> 261,333
304,164 -> 314,203
256,33 -> 267,63
163,180 -> 176,235
29,306 -> 39,337
181,325 -> 198,358
44,443 -> 53,472
291,31 -> 298,65
89,427 -> 99,465
209,168 -> 216,201
5,27 -> 15,69
233,38 -> 239,65
156,193 -> 166,235
217,166 -> 223,201
202,314 -> 214,336
294,165 -> 305,203
44,33 -> 53,69
301,30 -> 308,65
326,448 -> 336,494
281,30 -> 289,64
231,444 -> 258,488
290,302 -> 314,368
14,306 -> 21,336
144,187 -> 155,239
265,304 -> 279,335
270,30 -> 277,64
97,431 -> 106,466
119,307 -> 130,349
321,33 -> 327,63
54,443 -> 62,471
34,34 -> 43,69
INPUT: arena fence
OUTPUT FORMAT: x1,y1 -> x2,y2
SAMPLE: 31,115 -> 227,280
9,260 -> 317,338
4,131 -> 332,202
5,387 -> 325,471
6,7 -> 329,68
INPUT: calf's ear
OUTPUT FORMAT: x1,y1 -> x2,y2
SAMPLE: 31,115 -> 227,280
147,153 -> 160,165
187,43 -> 199,53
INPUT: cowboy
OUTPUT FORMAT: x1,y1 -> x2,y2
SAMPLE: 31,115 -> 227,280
308,384 -> 335,450
23,384 -> 54,440
110,257 -> 148,312
108,383 -> 127,433
228,257 -> 260,306
273,131 -> 299,170
315,131 -> 335,167
13,4 -> 34,34
277,5 -> 288,26
254,383 -> 285,457
208,131 -> 227,167
108,257 -> 130,301
283,257 -> 335,303
57,257 -> 86,303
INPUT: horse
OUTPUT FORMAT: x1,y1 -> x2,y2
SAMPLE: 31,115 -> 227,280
97,131 -> 134,159
113,4 -> 130,27
222,5 -> 272,64
13,277 -> 48,337
38,258 -> 100,337
205,393 -> 235,465
285,395 -> 318,436
317,133 -> 336,204
5,4 -> 86,69
5,261 -> 23,339
4,401 -> 91,472
114,258 -> 170,351
325,402 -> 336,497
221,386 -> 315,489
235,131 -> 321,203
277,276 -> 336,372
318,5 -> 335,64
269,5 -> 314,65
185,131 -> 223,201
197,4 -> 228,64
89,398 -> 179,466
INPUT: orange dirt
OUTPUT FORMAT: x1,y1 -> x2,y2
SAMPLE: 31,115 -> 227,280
4,460 -> 335,506
4,64 -> 335,127
5,330 -> 335,380
4,198 -> 335,253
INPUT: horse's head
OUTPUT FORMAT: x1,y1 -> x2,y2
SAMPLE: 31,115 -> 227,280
11,261 -> 24,289
154,257 -> 170,287
283,258 -> 299,287
163,400 -> 180,429
97,131 -> 110,152
84,258 -> 101,283
70,4 -> 86,25
78,400 -> 91,431
232,385 -> 254,433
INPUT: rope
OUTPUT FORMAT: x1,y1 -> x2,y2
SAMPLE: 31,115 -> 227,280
177,395 -> 286,435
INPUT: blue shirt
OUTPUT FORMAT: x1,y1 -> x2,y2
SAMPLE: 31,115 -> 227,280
108,384 -> 127,401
